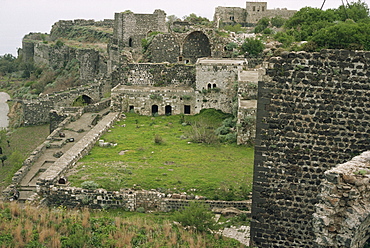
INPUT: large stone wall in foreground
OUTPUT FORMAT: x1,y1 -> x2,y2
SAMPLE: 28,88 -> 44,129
251,50 -> 370,247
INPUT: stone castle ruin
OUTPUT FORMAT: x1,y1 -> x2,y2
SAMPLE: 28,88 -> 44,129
214,1 -> 296,27
4,2 -> 370,247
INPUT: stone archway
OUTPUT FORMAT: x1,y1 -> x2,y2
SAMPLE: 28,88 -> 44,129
73,95 -> 93,106
314,151 -> 370,248
183,31 -> 211,64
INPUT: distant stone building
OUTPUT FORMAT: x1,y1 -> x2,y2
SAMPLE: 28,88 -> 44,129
214,1 -> 296,26
113,9 -> 168,48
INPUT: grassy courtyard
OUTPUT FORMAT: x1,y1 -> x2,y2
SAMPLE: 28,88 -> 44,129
68,110 -> 254,201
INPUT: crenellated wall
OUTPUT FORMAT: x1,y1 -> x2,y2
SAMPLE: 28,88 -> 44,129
250,49 -> 370,247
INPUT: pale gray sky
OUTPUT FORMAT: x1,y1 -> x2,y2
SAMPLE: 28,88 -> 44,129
0,0 -> 367,56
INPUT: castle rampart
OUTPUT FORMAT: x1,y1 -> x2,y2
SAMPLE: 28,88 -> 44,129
250,49 -> 370,247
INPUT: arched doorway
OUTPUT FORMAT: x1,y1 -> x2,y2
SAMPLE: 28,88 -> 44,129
152,105 -> 158,116
73,95 -> 93,106
183,31 -> 211,64
165,105 -> 172,115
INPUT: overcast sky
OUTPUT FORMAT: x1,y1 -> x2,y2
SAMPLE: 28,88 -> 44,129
1,0 -> 368,56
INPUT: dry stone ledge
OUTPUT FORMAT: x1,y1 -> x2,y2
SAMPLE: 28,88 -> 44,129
314,151 -> 370,248
36,112 -> 120,193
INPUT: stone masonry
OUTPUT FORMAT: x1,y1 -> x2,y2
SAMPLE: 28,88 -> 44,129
314,151 -> 370,247
250,50 -> 370,247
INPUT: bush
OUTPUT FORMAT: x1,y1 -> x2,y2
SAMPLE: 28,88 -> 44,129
240,38 -> 264,56
173,202 -> 219,233
81,181 -> 99,190
154,134 -> 164,144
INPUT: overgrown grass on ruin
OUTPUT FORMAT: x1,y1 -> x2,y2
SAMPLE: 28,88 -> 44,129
0,125 -> 49,191
68,110 -> 254,200
0,201 -> 245,247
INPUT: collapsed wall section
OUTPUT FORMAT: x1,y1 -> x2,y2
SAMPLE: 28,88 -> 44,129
250,50 -> 370,247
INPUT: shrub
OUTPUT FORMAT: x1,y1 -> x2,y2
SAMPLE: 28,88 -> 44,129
240,38 -> 264,56
154,134 -> 164,144
81,181 -> 99,190
173,202 -> 219,233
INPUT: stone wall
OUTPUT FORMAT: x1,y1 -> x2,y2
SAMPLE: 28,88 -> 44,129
314,151 -> 370,247
124,63 -> 195,87
37,112 -> 120,192
214,7 -> 248,26
250,50 -> 370,247
113,10 -> 167,49
20,84 -> 102,126
111,85 -> 195,116
195,58 -> 248,114
43,187 -> 251,212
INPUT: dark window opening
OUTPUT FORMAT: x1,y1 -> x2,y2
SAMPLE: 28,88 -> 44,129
230,16 -> 235,21
129,38 -> 133,47
165,105 -> 172,115
58,177 -> 66,184
152,105 -> 158,116
253,6 -> 256,11
184,105 -> 191,114
178,56 -> 183,62
184,60 -> 190,64
129,105 -> 134,112
213,84 -> 217,88
208,83 -> 212,90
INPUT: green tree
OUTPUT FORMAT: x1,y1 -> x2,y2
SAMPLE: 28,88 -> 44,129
335,0 -> 370,22
0,54 -> 19,75
183,13 -> 210,25
254,17 -> 270,33
311,19 -> 370,50
240,38 -> 264,56
271,16 -> 286,27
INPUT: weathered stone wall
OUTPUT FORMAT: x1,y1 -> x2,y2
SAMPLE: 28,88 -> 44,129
111,85 -> 195,116
113,10 -> 167,49
214,7 -> 248,26
250,50 -> 370,247
314,151 -> 370,248
245,2 -> 296,24
124,63 -> 195,87
195,59 -> 248,114
20,84 -> 102,126
43,187 -> 251,212
214,1 -> 296,26
150,34 -> 181,64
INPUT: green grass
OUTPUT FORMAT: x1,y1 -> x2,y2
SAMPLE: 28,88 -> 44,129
0,124 -> 50,190
68,111 -> 254,200
0,201 -> 247,247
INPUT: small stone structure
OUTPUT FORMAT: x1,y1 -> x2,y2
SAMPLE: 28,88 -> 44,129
314,151 -> 370,247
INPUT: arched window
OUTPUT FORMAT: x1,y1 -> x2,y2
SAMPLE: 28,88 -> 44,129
208,84 -> 212,90
213,84 -> 217,88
